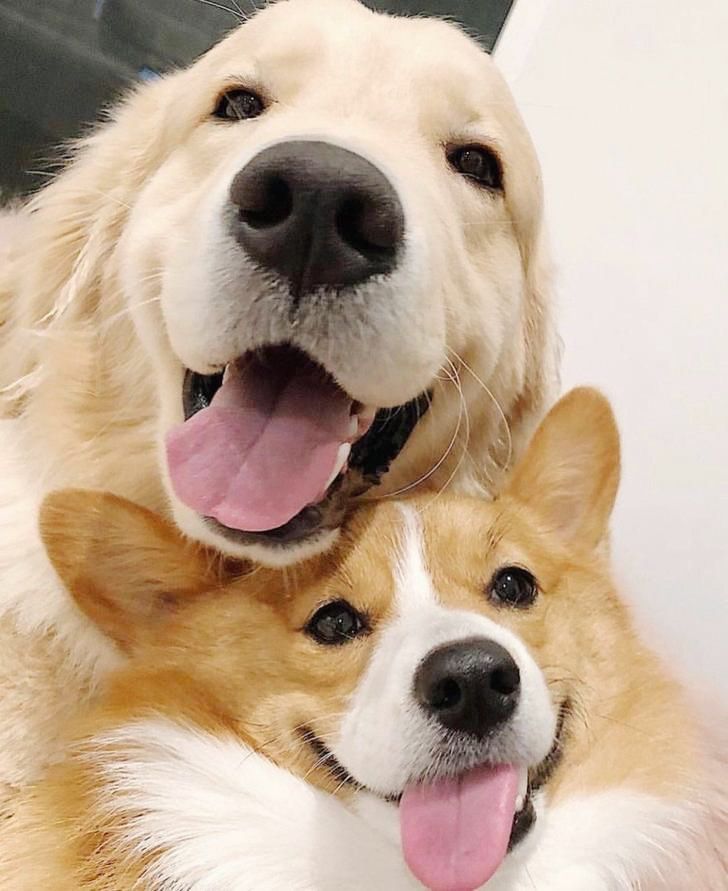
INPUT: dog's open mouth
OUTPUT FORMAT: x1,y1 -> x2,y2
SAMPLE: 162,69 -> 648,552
301,701 -> 569,891
398,700 -> 570,890
165,344 -> 430,545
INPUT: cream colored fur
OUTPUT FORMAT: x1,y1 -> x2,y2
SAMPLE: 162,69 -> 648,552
0,0 -> 557,806
0,389 -> 725,888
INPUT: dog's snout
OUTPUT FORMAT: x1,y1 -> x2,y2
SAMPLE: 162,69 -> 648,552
229,140 -> 404,296
414,638 -> 520,738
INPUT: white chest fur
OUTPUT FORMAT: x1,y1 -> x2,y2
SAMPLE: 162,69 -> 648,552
94,719 -> 700,891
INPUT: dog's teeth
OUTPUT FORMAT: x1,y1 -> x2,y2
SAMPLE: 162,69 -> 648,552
325,443 -> 351,490
337,442 -> 352,473
355,405 -> 377,438
348,415 -> 358,438
515,768 -> 528,812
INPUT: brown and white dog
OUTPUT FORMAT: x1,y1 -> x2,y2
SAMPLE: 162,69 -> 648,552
0,0 -> 557,796
2,389 -> 724,890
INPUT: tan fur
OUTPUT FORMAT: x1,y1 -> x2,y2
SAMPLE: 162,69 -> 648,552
0,618 -> 96,800
0,0 -> 559,804
1,389 -> 724,887
0,0 -> 556,510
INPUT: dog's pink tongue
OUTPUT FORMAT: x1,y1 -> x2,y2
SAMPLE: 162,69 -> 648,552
400,764 -> 518,891
165,357 -> 352,531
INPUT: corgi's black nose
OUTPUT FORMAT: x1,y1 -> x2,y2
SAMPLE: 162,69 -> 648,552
229,140 -> 404,298
414,638 -> 520,738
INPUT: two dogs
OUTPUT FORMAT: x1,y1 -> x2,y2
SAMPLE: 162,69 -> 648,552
1,0 -> 723,887
2,389 -> 725,889
0,0 -> 556,793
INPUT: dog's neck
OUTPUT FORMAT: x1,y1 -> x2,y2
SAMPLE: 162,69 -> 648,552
5,667 -> 716,891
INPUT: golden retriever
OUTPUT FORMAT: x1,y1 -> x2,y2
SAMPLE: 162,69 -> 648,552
0,0 -> 557,797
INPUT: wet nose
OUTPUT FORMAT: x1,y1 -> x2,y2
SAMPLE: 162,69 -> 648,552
229,140 -> 404,297
414,638 -> 521,738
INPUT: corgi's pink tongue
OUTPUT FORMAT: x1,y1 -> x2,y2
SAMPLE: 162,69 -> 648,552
400,764 -> 518,891
165,357 -> 353,532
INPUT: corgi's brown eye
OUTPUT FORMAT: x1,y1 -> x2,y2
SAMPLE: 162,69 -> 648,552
213,89 -> 266,121
489,567 -> 537,608
448,144 -> 503,191
306,600 -> 367,646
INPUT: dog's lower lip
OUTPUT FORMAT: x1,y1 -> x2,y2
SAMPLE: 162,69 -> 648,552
298,726 -> 403,803
180,346 -> 431,546
299,702 -> 569,861
391,698 -> 571,851
298,726 -> 362,792
507,698 -> 571,850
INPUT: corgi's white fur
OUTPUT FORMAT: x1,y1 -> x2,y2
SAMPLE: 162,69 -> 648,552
1,389 -> 725,889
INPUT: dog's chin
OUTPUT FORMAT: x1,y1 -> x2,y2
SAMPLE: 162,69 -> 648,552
305,700 -> 571,855
166,343 -> 431,563
172,503 -> 344,566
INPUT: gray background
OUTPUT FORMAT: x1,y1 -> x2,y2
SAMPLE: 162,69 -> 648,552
0,0 -> 513,196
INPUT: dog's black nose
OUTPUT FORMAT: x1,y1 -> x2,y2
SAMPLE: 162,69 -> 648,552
414,638 -> 520,738
229,140 -> 404,297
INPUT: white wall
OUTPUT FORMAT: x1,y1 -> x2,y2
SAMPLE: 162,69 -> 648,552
496,0 -> 728,696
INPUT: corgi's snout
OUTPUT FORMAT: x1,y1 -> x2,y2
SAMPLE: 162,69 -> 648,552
229,141 -> 405,297
414,637 -> 521,738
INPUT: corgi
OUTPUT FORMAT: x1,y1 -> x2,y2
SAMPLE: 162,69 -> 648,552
1,388 -> 725,890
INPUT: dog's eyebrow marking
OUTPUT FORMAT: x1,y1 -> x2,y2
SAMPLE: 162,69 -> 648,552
394,504 -> 438,612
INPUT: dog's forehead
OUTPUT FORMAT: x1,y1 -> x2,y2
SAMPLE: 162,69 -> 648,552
203,0 -> 501,126
337,496 -> 506,607
391,496 -> 542,608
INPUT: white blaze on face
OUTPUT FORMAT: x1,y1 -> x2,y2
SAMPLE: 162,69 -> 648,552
334,504 -> 556,796
335,505 -> 558,889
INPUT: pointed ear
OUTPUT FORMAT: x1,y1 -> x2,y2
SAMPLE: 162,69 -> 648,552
39,490 -> 221,651
503,388 -> 621,549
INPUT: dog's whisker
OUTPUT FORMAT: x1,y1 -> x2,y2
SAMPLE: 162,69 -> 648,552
420,356 -> 472,510
589,712 -> 654,738
85,189 -> 133,211
191,0 -> 245,20
234,714 -> 349,771
300,751 -> 340,784
227,0 -> 249,19
448,346 -> 513,473
461,219 -> 519,227
23,169 -> 58,181
100,297 -> 162,331
365,365 -> 465,501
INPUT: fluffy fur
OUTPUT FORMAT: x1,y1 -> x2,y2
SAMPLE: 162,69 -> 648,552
0,0 -> 558,795
0,0 -> 557,555
1,389 -> 724,889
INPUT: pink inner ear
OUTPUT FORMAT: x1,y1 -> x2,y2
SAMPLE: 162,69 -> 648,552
505,388 -> 620,548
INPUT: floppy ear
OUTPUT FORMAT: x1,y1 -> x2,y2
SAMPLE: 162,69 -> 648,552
39,490 -> 222,651
503,387 -> 621,549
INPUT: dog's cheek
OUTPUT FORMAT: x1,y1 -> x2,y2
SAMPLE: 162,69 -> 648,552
331,619 -> 443,796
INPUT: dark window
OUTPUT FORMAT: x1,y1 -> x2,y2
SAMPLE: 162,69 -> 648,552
0,0 -> 513,196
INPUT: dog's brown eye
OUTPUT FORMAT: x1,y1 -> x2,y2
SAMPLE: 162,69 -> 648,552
488,566 -> 537,608
306,600 -> 367,646
213,89 -> 266,122
448,145 -> 503,191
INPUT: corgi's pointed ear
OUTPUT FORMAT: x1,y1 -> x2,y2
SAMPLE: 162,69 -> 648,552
40,490 -> 222,651
503,388 -> 621,549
